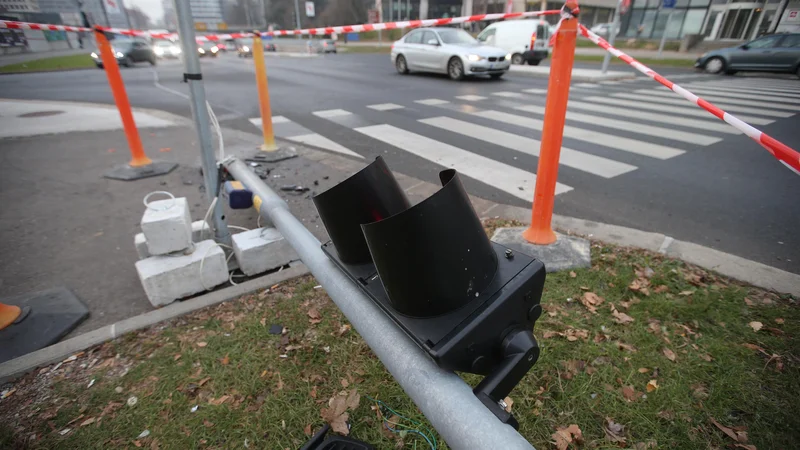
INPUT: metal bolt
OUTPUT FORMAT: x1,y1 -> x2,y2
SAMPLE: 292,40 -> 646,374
527,354 -> 534,362
498,398 -> 508,409
504,249 -> 513,259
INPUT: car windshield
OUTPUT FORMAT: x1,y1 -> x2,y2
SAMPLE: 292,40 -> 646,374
155,41 -> 173,47
112,40 -> 134,50
437,29 -> 477,45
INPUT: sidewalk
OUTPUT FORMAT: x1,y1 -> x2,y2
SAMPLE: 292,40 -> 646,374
0,48 -> 89,67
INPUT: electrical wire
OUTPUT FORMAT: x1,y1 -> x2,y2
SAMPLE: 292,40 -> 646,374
206,101 -> 224,161
365,396 -> 437,450
227,225 -> 251,232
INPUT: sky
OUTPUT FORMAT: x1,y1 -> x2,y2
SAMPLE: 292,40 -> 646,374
125,0 -> 164,24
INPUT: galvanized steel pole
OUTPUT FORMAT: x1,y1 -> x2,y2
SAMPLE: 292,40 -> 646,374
173,0 -> 231,247
222,156 -> 536,450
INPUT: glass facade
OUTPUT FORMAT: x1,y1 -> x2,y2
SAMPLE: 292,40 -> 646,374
620,0 -> 709,39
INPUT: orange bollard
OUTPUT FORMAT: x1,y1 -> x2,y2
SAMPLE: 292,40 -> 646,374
94,28 -> 152,167
522,11 -> 578,245
252,34 -> 277,151
0,303 -> 21,330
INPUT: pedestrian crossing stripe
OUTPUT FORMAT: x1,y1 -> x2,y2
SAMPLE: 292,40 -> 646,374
684,81 -> 800,94
420,116 -> 637,178
611,93 -> 794,118
414,98 -> 449,105
354,123 -> 572,201
456,95 -> 487,101
368,103 -> 405,111
681,84 -> 800,99
491,91 -> 526,98
583,96 -> 775,125
248,117 -> 363,159
634,89 -> 800,112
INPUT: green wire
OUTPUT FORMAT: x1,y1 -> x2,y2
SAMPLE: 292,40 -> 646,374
365,395 -> 438,450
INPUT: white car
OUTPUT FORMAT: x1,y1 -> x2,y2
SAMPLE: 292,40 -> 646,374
153,40 -> 181,59
476,19 -> 552,65
391,27 -> 511,80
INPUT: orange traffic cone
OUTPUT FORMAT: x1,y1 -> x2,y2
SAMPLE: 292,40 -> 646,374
0,303 -> 22,330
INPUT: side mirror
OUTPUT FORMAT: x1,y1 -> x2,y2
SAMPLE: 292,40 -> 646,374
427,39 -> 439,46
741,44 -> 749,50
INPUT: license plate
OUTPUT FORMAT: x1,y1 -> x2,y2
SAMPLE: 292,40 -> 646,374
489,64 -> 494,69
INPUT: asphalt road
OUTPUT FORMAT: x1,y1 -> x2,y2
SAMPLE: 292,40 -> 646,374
1,51 -> 798,274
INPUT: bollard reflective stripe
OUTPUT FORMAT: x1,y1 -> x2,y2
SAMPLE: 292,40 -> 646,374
94,28 -> 152,168
252,34 -> 277,152
523,3 -> 579,245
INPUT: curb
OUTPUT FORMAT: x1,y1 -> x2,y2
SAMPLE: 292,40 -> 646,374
0,263 -> 310,384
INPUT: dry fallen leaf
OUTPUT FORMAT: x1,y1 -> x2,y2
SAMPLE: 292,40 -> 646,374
569,271 -> 577,278
663,348 -> 677,362
604,417 -> 626,443
774,318 -> 785,325
748,321 -> 763,332
79,417 -> 95,427
580,292 -> 605,314
611,305 -> 635,325
310,386 -> 317,399
345,389 -> 360,410
308,308 -> 322,320
633,440 -> 658,449
196,342 -> 207,348
616,341 -> 638,353
628,278 -> 650,296
551,424 -> 583,450
699,353 -> 713,362
321,393 -> 350,435
503,396 -> 514,413
637,367 -> 650,374
340,378 -> 349,388
653,285 -> 669,294
303,424 -> 312,435
646,379 -> 659,392
621,386 -> 638,402
220,354 -> 229,366
710,417 -> 740,442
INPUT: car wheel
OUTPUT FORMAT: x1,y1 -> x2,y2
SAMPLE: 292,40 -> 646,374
121,57 -> 132,67
511,53 -> 524,65
704,56 -> 725,74
796,65 -> 800,79
528,59 -> 541,66
448,57 -> 464,81
490,73 -> 504,80
149,58 -> 157,66
95,63 -> 104,69
395,55 -> 409,74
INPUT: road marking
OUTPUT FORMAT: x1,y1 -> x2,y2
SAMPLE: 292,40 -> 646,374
522,88 -> 547,94
472,109 -> 685,160
456,95 -> 487,101
367,103 -> 405,111
567,100 -> 741,134
421,116 -> 637,178
574,83 -> 596,88
692,81 -> 800,93
583,96 -> 775,125
635,89 -> 800,112
681,85 -> 800,100
611,93 -> 794,118
248,117 -> 362,159
313,109 -> 353,118
289,133 -> 364,158
518,104 -> 722,145
414,98 -> 449,105
492,91 -> 525,98
354,124 -> 572,201
599,81 -> 621,85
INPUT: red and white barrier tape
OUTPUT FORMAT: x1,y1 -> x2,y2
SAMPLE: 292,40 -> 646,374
1,10 -> 559,42
579,24 -> 800,176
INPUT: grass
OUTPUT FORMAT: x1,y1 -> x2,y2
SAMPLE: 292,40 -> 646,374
0,54 -> 95,74
1,219 -> 797,449
573,53 -> 696,68
338,45 -> 394,54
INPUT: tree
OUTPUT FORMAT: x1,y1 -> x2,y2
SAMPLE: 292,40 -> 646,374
317,0 -> 368,28
125,6 -> 152,30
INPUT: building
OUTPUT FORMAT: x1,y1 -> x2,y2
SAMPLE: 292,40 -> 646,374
30,0 -> 131,28
162,0 -> 176,28
0,0 -> 40,13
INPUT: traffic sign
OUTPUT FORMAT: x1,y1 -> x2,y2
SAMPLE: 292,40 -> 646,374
305,1 -> 315,17
662,0 -> 676,8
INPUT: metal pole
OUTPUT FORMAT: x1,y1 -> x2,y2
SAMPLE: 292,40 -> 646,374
601,0 -> 621,73
657,9 -> 672,58
173,0 -> 231,247
222,157 -> 536,450
294,0 -> 302,35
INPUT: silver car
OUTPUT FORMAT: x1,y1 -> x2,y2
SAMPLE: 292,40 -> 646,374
392,27 -> 511,80
695,33 -> 800,77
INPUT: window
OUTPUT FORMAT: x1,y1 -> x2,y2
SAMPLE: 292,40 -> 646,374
747,34 -> 781,48
437,29 -> 476,45
777,34 -> 800,48
421,30 -> 438,45
682,9 -> 707,35
477,27 -> 496,43
404,31 -> 422,44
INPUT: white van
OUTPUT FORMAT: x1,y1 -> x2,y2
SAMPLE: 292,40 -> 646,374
476,19 -> 551,65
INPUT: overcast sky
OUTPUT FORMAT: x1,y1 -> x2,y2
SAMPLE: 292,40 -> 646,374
126,0 -> 164,23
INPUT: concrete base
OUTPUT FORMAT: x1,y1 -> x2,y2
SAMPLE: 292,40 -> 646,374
0,288 -> 89,364
104,161 -> 178,181
492,227 -> 591,273
247,146 -> 298,163
141,197 -> 193,256
135,240 -> 229,307
232,227 -> 297,276
509,65 -> 636,82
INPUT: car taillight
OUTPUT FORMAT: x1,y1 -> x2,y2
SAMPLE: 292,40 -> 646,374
530,32 -> 536,50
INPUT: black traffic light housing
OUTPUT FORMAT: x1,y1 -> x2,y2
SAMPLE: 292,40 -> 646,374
313,157 -> 545,428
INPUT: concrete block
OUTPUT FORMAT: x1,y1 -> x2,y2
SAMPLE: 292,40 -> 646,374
491,227 -> 591,273
232,227 -> 297,276
135,240 -> 228,307
192,220 -> 211,242
135,220 -> 211,261
141,197 -> 193,256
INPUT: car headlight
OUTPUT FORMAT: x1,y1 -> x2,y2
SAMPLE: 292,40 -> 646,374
467,54 -> 483,62
506,53 -> 512,61
115,52 -> 124,58
211,46 -> 218,52
154,48 -> 164,55
198,48 -> 205,53
90,52 -> 98,58
242,45 -> 249,52
172,47 -> 181,54
700,52 -> 708,59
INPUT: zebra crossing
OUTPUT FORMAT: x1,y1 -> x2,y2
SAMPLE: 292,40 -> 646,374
248,76 -> 799,203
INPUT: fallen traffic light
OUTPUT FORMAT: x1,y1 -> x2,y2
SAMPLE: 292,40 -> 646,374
313,157 -> 545,428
